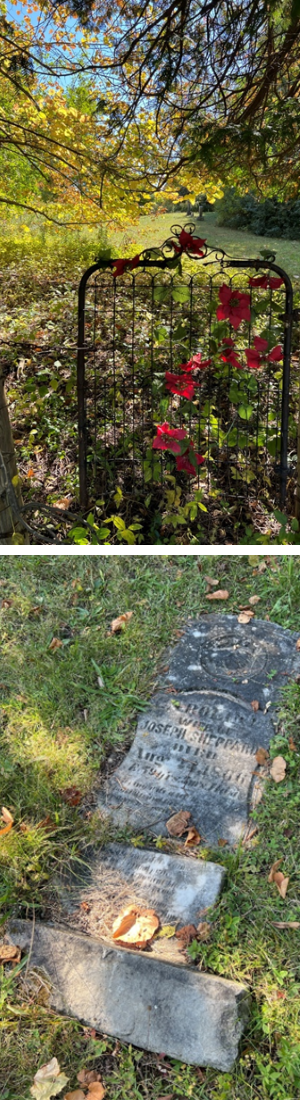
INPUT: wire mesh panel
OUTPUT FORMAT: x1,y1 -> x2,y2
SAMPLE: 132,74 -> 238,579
77,228 -> 294,541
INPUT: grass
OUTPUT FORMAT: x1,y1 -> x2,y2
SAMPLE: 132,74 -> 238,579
1,554 -> 300,1099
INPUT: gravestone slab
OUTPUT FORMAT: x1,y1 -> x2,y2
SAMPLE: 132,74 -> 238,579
7,919 -> 250,1071
165,615 -> 300,707
97,691 -> 274,845
55,844 -> 225,963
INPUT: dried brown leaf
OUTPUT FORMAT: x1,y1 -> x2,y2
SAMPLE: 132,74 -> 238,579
218,838 -> 229,847
273,872 -> 289,899
0,943 -> 21,963
249,595 -> 261,605
288,736 -> 297,751
166,810 -> 191,836
296,638 -> 300,650
49,637 -> 63,651
184,826 -> 201,847
205,589 -> 229,601
255,747 -> 269,764
112,905 -> 159,947
238,611 -> 255,624
251,700 -> 260,712
0,806 -> 14,837
110,612 -> 133,634
272,921 -> 299,929
65,1092 -> 85,1100
87,1085 -> 106,1099
60,787 -> 83,806
197,921 -> 211,941
270,756 -> 286,783
175,924 -> 198,946
204,576 -> 219,587
268,858 -> 283,881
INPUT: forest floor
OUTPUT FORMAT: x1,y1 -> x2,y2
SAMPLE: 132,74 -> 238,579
1,554 -> 300,1099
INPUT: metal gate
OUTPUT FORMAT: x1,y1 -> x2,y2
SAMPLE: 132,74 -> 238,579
77,225 -> 294,540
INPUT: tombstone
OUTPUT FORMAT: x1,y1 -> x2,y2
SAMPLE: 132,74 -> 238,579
6,919 -> 250,1071
165,615 -> 300,707
54,843 -> 225,964
97,690 -> 273,846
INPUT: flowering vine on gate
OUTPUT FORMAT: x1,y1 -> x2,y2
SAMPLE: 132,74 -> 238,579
104,226 -> 285,481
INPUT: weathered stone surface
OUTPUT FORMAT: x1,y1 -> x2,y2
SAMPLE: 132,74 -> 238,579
97,691 -> 274,845
55,844 -> 225,962
7,919 -> 250,1071
165,615 -> 300,707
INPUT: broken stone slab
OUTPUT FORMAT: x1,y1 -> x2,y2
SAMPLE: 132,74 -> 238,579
7,918 -> 250,1071
54,843 -> 225,963
164,615 -> 300,707
97,691 -> 274,846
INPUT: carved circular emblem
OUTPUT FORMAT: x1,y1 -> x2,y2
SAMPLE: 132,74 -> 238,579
200,631 -> 268,680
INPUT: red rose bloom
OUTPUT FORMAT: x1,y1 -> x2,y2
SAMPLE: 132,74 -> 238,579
217,284 -> 251,329
176,450 -> 205,475
178,352 -> 211,372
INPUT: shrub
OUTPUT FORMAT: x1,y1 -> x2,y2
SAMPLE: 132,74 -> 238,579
215,188 -> 300,239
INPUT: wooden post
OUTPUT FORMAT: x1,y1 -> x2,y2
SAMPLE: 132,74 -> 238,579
0,372 -> 25,543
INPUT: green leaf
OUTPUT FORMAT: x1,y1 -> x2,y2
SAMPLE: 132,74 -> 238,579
119,529 -> 135,543
113,515 -> 126,530
274,510 -> 288,526
153,286 -> 170,303
238,404 -> 253,420
172,286 -> 190,303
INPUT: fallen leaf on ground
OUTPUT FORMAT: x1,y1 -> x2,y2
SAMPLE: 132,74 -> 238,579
197,921 -> 211,941
268,859 -> 282,878
166,810 -> 191,836
1,598 -> 13,608
204,576 -> 219,587
157,924 -> 176,939
112,905 -> 159,947
30,1058 -> 68,1100
238,610 -> 255,624
175,924 -> 198,946
49,637 -> 63,651
184,826 -> 201,847
65,1092 -> 85,1100
272,872 -> 289,899
296,638 -> 300,650
256,747 -> 269,764
110,612 -> 133,634
0,806 -> 14,836
218,838 -> 229,847
0,943 -> 21,963
249,595 -> 261,605
251,700 -> 260,712
270,756 -> 286,782
60,787 -> 83,805
77,1070 -> 102,1087
288,736 -> 297,751
87,1085 -> 106,1099
205,589 -> 229,601
272,921 -> 299,929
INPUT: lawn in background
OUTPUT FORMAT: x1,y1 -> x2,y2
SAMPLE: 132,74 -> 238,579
1,554 -> 300,1100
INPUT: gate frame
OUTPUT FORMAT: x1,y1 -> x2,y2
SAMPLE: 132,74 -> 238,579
77,230 -> 293,512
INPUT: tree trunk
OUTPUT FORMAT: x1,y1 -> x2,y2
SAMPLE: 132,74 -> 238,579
0,373 -> 25,543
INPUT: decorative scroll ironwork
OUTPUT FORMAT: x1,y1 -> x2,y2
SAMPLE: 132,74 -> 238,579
77,224 -> 294,541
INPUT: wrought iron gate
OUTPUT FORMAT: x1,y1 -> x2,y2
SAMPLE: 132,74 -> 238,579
77,225 -> 294,540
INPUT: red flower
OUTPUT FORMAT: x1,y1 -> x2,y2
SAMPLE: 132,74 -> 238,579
172,230 -> 206,256
178,352 -> 211,372
245,336 -> 283,369
248,275 -> 284,289
112,255 -> 140,277
268,344 -> 283,361
216,284 -> 251,329
220,337 -> 242,369
176,449 -> 205,475
152,423 -> 188,454
165,372 -> 196,399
